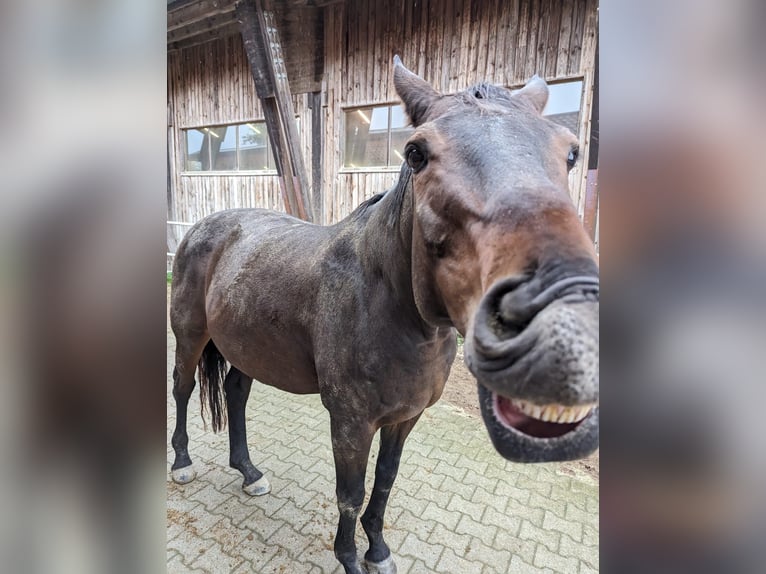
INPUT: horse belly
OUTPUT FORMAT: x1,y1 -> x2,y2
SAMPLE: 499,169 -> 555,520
206,289 -> 320,394
213,332 -> 320,394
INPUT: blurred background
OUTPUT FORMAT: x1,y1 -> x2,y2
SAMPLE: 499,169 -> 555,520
0,1 -> 167,573
600,0 -> 766,572
0,0 -> 763,573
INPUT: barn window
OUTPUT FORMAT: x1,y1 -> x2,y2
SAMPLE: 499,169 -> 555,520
541,79 -> 583,135
344,104 -> 414,168
183,121 -> 276,172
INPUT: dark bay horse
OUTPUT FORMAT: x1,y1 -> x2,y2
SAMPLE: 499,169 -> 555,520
170,57 -> 599,574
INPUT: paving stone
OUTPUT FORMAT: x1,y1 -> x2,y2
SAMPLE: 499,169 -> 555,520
529,491 -> 568,519
582,524 -> 599,547
437,547 -> 484,573
266,523 -> 313,560
455,514 -> 498,546
534,544 -> 581,574
559,533 -> 598,570
188,484 -> 234,513
189,540 -> 243,573
519,518 -> 562,553
542,510 -> 583,543
421,501 -> 462,531
432,459 -> 469,482
463,468 -> 499,495
481,505 -> 522,537
493,529 -> 538,565
392,507 -> 437,543
462,538 -> 513,573
506,496 -> 545,528
409,558 -> 433,573
509,554 -> 556,574
494,478 -> 531,503
399,532 -> 445,570
446,493 -> 486,523
566,501 -> 598,529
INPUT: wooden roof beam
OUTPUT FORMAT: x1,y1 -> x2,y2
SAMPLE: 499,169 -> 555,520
168,0 -> 237,33
167,12 -> 239,45
167,22 -> 240,52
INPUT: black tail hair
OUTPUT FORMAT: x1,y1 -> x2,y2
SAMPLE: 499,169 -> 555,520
198,340 -> 228,433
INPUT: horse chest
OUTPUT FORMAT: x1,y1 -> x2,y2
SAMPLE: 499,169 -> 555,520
316,331 -> 455,425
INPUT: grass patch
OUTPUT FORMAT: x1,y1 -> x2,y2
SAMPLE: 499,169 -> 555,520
167,272 -> 172,284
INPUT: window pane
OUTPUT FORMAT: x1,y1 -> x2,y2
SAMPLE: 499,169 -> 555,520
390,104 -> 409,129
543,80 -> 583,135
185,129 -> 207,171
389,105 -> 414,166
239,122 -> 270,171
209,126 -> 237,170
345,107 -> 389,168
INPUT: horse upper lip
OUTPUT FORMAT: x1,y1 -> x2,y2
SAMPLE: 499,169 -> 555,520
471,275 -> 599,363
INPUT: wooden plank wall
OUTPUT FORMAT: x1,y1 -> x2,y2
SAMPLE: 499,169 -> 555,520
168,0 -> 597,226
167,34 -> 314,224
323,0 -> 598,223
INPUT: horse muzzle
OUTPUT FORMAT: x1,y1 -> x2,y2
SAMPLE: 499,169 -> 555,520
464,273 -> 599,462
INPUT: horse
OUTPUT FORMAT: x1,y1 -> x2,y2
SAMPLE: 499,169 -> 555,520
169,57 -> 599,574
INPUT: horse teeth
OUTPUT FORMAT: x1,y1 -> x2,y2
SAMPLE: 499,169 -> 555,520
511,399 -> 595,423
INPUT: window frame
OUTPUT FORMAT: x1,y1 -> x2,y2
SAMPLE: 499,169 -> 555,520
508,76 -> 585,134
340,103 -> 414,173
180,120 -> 278,176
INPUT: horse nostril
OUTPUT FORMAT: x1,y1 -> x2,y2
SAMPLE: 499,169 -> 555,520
497,290 -> 531,330
481,274 -> 599,343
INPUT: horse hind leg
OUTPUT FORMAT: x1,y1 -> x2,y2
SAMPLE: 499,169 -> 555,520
224,366 -> 270,496
170,333 -> 208,484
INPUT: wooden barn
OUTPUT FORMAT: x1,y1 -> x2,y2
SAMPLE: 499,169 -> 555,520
167,0 -> 599,258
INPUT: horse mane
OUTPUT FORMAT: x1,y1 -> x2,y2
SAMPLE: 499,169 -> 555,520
452,82 -> 524,115
349,163 -> 412,229
463,82 -> 513,102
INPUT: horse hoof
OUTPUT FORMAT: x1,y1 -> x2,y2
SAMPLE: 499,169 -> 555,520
171,465 -> 197,484
243,475 -> 271,496
364,555 -> 397,574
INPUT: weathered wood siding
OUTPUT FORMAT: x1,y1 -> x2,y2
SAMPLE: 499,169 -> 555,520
167,34 -> 313,224
323,0 -> 598,223
168,0 -> 597,227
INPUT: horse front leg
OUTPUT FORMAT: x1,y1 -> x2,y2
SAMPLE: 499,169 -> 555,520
224,366 -> 271,495
330,416 -> 375,574
361,414 -> 422,574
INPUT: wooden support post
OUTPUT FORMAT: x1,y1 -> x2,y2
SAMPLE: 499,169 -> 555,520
236,0 -> 312,221
583,169 -> 598,243
310,91 -> 323,223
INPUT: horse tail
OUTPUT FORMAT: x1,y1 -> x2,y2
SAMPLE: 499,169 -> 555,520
198,339 -> 228,433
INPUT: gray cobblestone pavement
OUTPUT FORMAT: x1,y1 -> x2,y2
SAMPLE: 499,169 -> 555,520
167,333 -> 598,573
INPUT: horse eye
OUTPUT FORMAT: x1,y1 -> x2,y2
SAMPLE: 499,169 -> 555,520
567,148 -> 579,170
426,238 -> 447,258
406,146 -> 427,172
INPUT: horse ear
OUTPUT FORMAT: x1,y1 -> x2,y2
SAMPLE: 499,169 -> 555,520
393,55 -> 441,126
514,75 -> 549,114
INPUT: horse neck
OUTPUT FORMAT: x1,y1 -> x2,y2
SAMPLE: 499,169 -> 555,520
357,171 -> 425,328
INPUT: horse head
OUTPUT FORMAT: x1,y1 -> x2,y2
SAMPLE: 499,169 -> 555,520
394,57 -> 598,462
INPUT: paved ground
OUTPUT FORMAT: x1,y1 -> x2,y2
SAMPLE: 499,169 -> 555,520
167,337 -> 599,573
